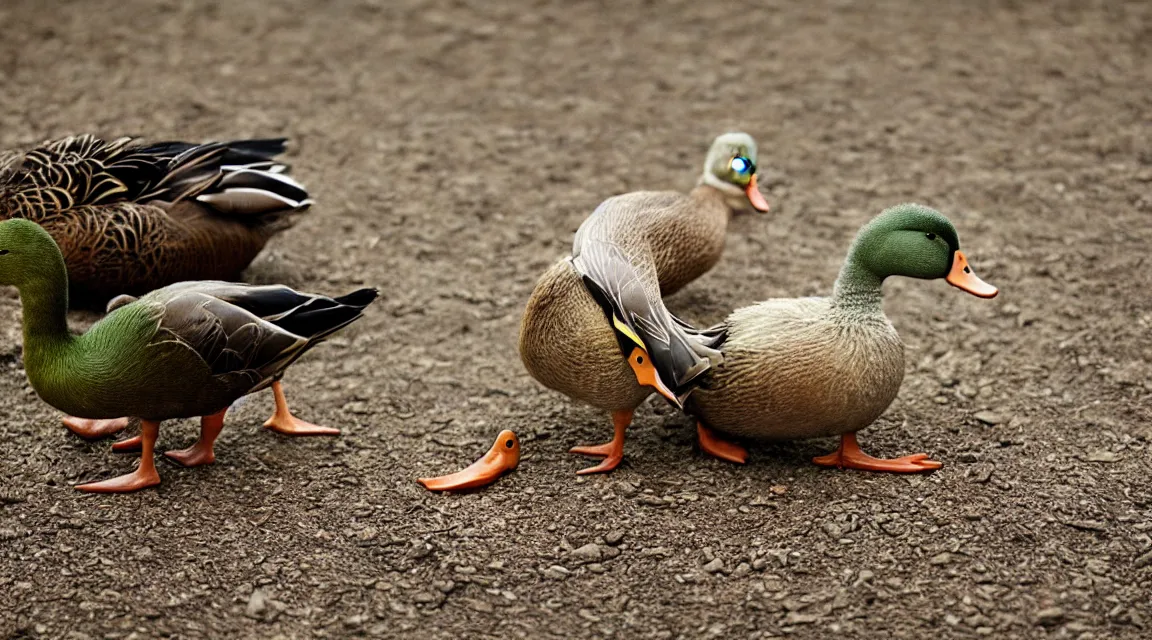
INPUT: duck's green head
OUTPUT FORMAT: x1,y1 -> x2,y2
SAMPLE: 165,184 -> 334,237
0,219 -> 65,289
850,204 -> 998,298
700,132 -> 771,213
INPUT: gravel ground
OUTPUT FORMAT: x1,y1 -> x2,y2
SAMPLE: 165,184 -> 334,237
0,0 -> 1150,638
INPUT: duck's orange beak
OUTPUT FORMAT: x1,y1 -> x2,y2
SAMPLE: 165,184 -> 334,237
626,347 -> 682,408
945,251 -> 998,298
418,430 -> 521,492
745,175 -> 770,213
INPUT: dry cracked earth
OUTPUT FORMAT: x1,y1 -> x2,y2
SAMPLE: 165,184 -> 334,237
0,0 -> 1150,638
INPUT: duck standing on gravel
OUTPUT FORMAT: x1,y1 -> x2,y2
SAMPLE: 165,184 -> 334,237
0,134 -> 312,308
683,204 -> 998,471
0,218 -> 377,492
518,133 -> 772,476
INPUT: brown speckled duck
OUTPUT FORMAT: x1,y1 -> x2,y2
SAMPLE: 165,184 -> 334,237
685,204 -> 998,472
0,135 -> 312,307
519,132 -> 770,474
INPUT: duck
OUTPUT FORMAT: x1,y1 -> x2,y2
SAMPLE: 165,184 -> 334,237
519,132 -> 771,475
0,134 -> 312,308
683,204 -> 998,471
0,218 -> 377,492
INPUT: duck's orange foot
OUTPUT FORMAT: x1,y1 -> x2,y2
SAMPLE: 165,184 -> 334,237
570,409 -> 632,475
570,440 -> 624,474
263,414 -> 340,436
813,433 -> 941,473
164,444 -> 216,467
75,466 -> 161,493
63,417 -> 130,439
572,451 -> 624,475
697,422 -> 747,464
111,435 -> 143,453
263,381 -> 340,436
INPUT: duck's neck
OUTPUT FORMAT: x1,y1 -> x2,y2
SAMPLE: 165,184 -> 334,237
690,182 -> 741,216
18,256 -> 74,362
831,256 -> 885,315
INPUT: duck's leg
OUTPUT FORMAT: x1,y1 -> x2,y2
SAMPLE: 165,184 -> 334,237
696,422 -> 748,464
263,382 -> 340,436
569,409 -> 631,475
76,420 -> 162,493
62,416 -> 130,439
165,409 -> 227,467
813,433 -> 941,473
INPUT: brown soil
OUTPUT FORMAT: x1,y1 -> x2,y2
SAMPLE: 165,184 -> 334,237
1,0 -> 1150,638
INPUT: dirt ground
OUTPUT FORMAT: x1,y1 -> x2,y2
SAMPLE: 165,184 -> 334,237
0,0 -> 1149,638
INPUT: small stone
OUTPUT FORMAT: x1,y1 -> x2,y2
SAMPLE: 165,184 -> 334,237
751,557 -> 768,571
929,552 -> 952,566
467,599 -> 494,613
571,543 -> 603,563
543,565 -> 570,580
702,558 -> 725,574
1065,520 -> 1107,532
769,485 -> 788,495
637,494 -> 668,507
245,589 -> 267,619
784,612 -> 818,625
1034,607 -> 1065,627
1133,549 -> 1152,568
1086,450 -> 1120,463
973,411 -> 1004,425
604,531 -> 625,546
731,562 -> 751,578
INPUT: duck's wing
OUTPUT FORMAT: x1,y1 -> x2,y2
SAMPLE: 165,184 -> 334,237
162,281 -> 379,341
571,236 -> 722,397
149,283 -> 377,393
0,135 -> 309,222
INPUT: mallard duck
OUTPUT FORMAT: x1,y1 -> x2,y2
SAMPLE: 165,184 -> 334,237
0,218 -> 377,492
0,134 -> 312,307
683,204 -> 998,472
519,132 -> 770,474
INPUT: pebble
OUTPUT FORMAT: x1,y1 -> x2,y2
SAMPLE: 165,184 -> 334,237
1086,450 -> 1120,463
245,589 -> 267,619
1065,520 -> 1107,532
1133,549 -> 1152,568
929,552 -> 952,566
604,531 -> 625,546
973,411 -> 1004,425
1034,607 -> 1065,627
702,558 -> 725,573
543,565 -> 570,580
570,543 -> 603,563
784,612 -> 818,625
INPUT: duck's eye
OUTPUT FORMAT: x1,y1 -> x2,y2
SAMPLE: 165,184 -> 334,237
729,156 -> 754,175
505,439 -> 515,449
925,233 -> 937,241
636,355 -> 644,364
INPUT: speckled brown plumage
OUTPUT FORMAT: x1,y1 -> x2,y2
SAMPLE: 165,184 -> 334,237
519,260 -> 650,412
0,135 -> 311,307
688,297 -> 905,440
587,186 -> 734,296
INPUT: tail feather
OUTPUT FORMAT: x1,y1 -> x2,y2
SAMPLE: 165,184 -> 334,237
130,138 -> 309,221
270,288 -> 379,341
